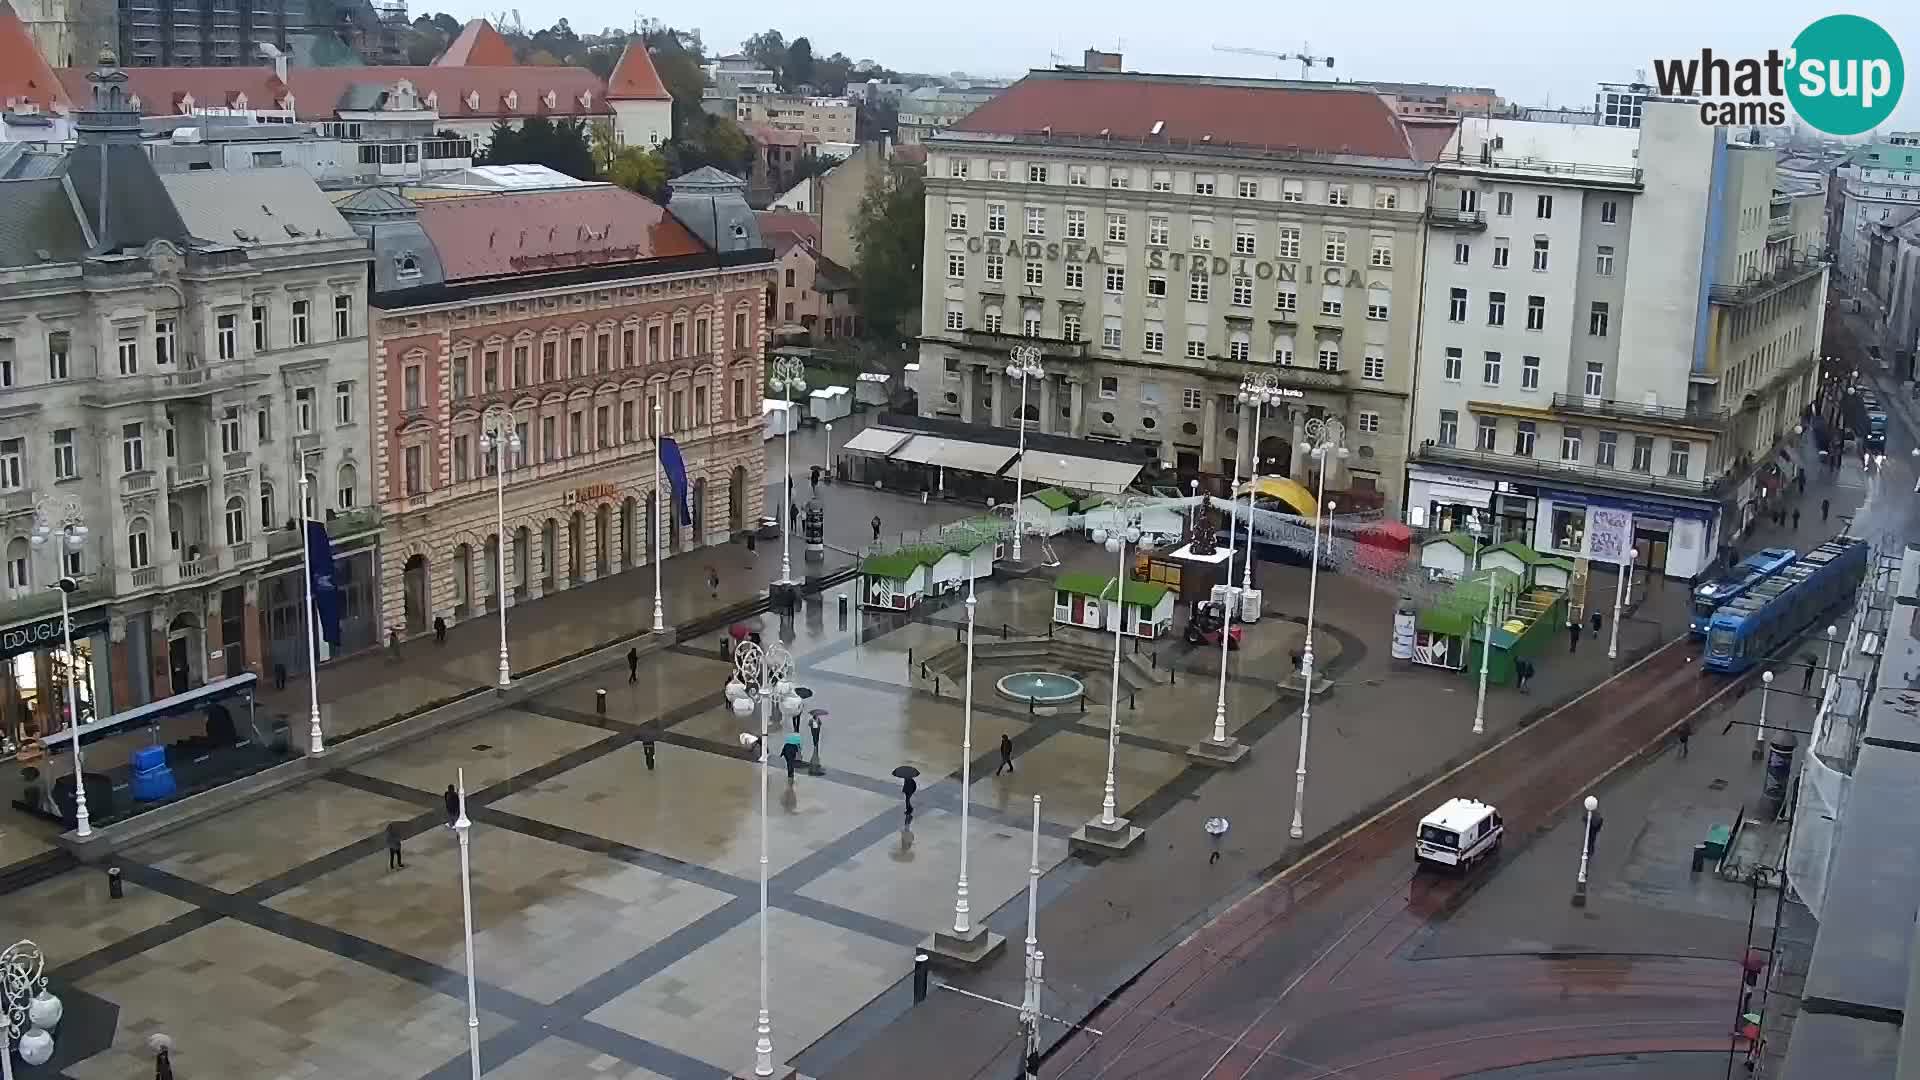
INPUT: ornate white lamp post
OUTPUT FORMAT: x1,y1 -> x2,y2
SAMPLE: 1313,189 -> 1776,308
31,502 -> 90,837
1572,794 -> 1599,906
926,563 -> 1005,965
1191,407 -> 1249,766
1235,374 -> 1283,604
1018,794 -> 1045,1079
726,640 -> 801,1077
296,473 -> 325,756
451,770 -> 481,1079
1289,416 -> 1345,841
478,408 -> 520,689
1005,346 -> 1045,563
1074,499 -> 1149,854
1474,556 -> 1496,737
769,358 -> 808,587
652,399 -> 666,634
2,939 -> 62,1076
1755,670 -> 1774,759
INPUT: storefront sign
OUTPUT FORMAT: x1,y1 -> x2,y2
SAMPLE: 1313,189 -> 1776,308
563,483 -> 621,506
962,234 -> 1378,288
1586,508 -> 1635,566
0,612 -> 108,661
1537,488 -> 1714,522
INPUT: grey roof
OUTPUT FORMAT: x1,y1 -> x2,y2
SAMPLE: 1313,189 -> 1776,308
0,177 -> 88,267
334,186 -> 417,217
334,187 -> 443,292
67,142 -> 189,255
159,170 -> 356,249
0,144 -> 67,181
665,167 -> 759,253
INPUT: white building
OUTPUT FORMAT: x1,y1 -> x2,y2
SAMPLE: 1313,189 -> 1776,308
1407,101 -> 1827,580
1828,135 -> 1920,303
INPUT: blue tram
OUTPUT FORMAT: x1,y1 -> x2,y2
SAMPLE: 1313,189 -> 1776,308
1690,547 -> 1798,638
1704,536 -> 1869,674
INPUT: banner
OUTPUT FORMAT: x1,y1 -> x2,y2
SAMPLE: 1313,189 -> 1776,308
659,437 -> 692,525
1586,507 -> 1634,567
306,521 -> 342,647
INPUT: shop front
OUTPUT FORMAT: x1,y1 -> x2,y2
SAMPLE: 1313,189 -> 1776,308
1532,488 -> 1715,580
1,600 -> 113,759
1404,468 -> 1539,546
261,547 -> 381,673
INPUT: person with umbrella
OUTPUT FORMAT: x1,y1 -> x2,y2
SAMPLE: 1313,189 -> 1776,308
1206,816 -> 1230,864
894,765 -> 919,822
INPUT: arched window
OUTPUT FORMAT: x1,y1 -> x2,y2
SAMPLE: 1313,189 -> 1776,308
260,482 -> 275,530
224,497 -> 246,546
1273,334 -> 1295,366
127,517 -> 152,570
303,473 -> 317,519
1228,330 -> 1251,362
1316,343 -> 1341,372
337,463 -> 357,509
5,536 -> 28,593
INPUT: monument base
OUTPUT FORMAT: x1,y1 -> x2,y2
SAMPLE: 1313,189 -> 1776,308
1186,736 -> 1250,767
919,924 -> 1007,970
1070,815 -> 1145,856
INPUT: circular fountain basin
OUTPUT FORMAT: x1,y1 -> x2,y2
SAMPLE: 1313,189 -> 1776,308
996,670 -> 1085,706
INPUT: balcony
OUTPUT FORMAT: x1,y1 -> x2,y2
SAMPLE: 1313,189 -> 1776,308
130,567 -> 159,591
79,356 -> 265,407
167,462 -> 210,489
264,507 -> 383,558
176,556 -> 212,583
0,577 -> 108,629
1412,443 -> 1718,499
225,540 -> 255,567
1,490 -> 35,518
1426,207 -> 1487,230
1549,393 -> 1727,432
223,451 -> 250,475
1435,145 -> 1644,187
1708,258 -> 1824,307
950,328 -> 1090,361
121,471 -> 156,494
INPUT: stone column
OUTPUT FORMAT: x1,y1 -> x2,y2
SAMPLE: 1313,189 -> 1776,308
959,364 -> 975,423
1201,395 -> 1220,474
1038,377 -> 1055,436
1289,409 -> 1309,483
149,623 -> 171,703
1068,379 -> 1085,438
989,367 -> 1007,428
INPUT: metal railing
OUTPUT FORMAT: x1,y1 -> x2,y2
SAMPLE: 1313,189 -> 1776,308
1549,393 -> 1727,429
122,472 -> 155,494
264,506 -> 383,557
1412,443 -> 1717,497
1440,145 -> 1643,184
167,462 -> 209,487
1708,259 -> 1824,305
1425,207 -> 1487,228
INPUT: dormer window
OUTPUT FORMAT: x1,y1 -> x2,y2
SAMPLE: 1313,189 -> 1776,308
425,90 -> 438,108
465,90 -> 480,110
504,90 -> 518,111
229,92 -> 247,109
578,90 -> 592,109
396,253 -> 420,279
542,90 -> 556,110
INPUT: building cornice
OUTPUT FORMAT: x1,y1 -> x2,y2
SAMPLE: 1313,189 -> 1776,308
372,255 -> 775,317
927,132 -> 1431,179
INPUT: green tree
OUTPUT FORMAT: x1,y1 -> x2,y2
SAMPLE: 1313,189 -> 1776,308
851,169 -> 924,342
607,147 -> 669,197
430,12 -> 460,36
476,116 -> 596,180
741,29 -> 785,74
783,37 -> 814,89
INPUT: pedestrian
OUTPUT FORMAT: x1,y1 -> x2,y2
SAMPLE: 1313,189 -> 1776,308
808,713 -> 822,754
443,783 -> 458,827
871,515 -> 882,543
1802,657 -> 1817,694
154,1043 -> 174,1080
273,661 -> 287,690
1793,508 -> 1802,531
1209,836 -> 1222,865
1516,657 -> 1533,692
997,732 -> 1015,775
433,615 -> 447,645
810,465 -> 821,493
1569,621 -> 1581,653
1797,471 -> 1806,495
642,732 -> 656,771
386,821 -> 405,870
902,775 -> 917,822
628,646 -> 639,683
1822,498 -> 1831,523
781,739 -> 799,780
707,566 -> 720,599
388,627 -> 402,662
1676,719 -> 1691,758
789,500 -> 799,529
1590,609 -> 1603,638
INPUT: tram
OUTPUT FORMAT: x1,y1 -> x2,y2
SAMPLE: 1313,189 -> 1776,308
1703,536 -> 1869,674
1690,548 -> 1798,638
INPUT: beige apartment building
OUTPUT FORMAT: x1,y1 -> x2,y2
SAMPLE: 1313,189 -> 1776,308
737,93 -> 856,143
907,69 -> 1432,508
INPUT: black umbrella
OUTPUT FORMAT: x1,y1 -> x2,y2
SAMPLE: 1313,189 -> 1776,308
892,765 -> 921,780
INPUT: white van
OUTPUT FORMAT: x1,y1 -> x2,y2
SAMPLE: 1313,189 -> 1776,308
1415,798 -> 1504,870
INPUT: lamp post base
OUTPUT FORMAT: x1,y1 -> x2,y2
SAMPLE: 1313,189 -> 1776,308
732,1065 -> 812,1080
920,925 -> 1007,970
1185,736 -> 1250,767
1070,815 -> 1144,856
1571,880 -> 1589,907
1278,673 -> 1331,697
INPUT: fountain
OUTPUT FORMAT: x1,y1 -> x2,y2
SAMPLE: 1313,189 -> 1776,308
995,671 -> 1085,707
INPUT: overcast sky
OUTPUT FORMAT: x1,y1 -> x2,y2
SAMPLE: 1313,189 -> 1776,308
451,0 -> 1920,133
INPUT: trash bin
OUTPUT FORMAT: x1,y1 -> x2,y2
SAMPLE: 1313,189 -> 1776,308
1691,843 -> 1708,873
108,866 -> 124,899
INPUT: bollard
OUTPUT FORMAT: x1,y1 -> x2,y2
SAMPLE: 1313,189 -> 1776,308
837,592 -> 849,625
1029,695 -> 1037,715
1129,690 -> 1136,710
1002,624 -> 1010,640
935,676 -> 942,696
1150,650 -> 1157,670
596,688 -> 607,715
1169,665 -> 1175,686
107,866 -> 123,900
908,648 -> 915,666
921,662 -> 928,679
913,953 -> 931,1003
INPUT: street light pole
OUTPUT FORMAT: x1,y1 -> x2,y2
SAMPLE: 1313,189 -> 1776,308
1607,550 -> 1628,662
1236,374 -> 1281,596
1290,418 -> 1344,841
1006,346 -> 1044,563
479,409 -> 519,689
1210,437 -> 1241,747
1019,793 -> 1044,1080
1756,670 -> 1774,759
1572,794 -> 1599,906
823,421 -> 833,482
726,641 -> 798,1078
1474,558 -> 1494,737
952,565 -> 978,935
652,399 -> 666,634
452,769 -> 480,1080
297,473 -> 325,757
769,358 -> 808,587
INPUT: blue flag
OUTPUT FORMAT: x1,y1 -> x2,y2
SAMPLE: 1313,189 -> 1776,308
305,521 -> 342,647
660,437 -> 692,525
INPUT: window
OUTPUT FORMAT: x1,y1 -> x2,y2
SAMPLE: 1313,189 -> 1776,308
1668,440 -> 1691,477
986,203 -> 1006,233
1448,288 -> 1468,322
1182,387 -> 1204,410
1147,274 -> 1168,298
1320,286 -> 1343,316
1325,229 -> 1347,263
943,303 -> 966,331
1482,351 -> 1502,385
1022,308 -> 1041,336
1521,355 -> 1540,390
1443,347 -> 1463,381
1514,421 -> 1536,457
1067,209 -> 1088,239
1026,205 -> 1046,236
1273,335 -> 1294,365
1237,177 -> 1259,199
1064,263 -> 1084,290
1477,415 -> 1498,451
1194,175 -> 1216,196
1062,313 -> 1081,341
1487,291 -> 1506,326
1459,189 -> 1481,212
215,313 -> 237,360
0,438 -> 19,490
1454,240 -> 1470,265
1106,213 -> 1127,243
127,518 -> 151,571
1099,376 -> 1118,399
1151,170 -> 1172,192
1146,214 -> 1167,246
333,295 -> 351,338
51,428 -> 75,480
1599,200 -> 1618,224
1532,237 -> 1550,271
1437,410 -> 1458,447
1228,333 -> 1250,362
47,331 -> 69,380
1589,301 -> 1610,337
295,387 -> 315,433
1596,430 -> 1618,467
1027,163 -> 1048,184
1595,245 -> 1615,275
989,161 -> 1009,180
1357,411 -> 1380,433
1102,319 -> 1123,350
947,253 -> 966,279
1536,194 -> 1553,219
1327,183 -> 1350,206
1492,238 -> 1510,268
1561,427 -> 1583,461
540,416 -> 556,461
251,304 -> 268,350
1584,362 -> 1604,397
1370,238 -> 1393,267
1277,227 -> 1301,259
1180,337 -> 1205,360
983,304 -> 1003,333
575,407 -> 590,451
583,334 -> 598,370
985,253 -> 1004,282
950,159 -> 969,178
333,381 -> 353,425
154,318 -> 175,365
1189,267 -> 1210,303
947,203 -> 967,230
1068,165 -> 1088,187
1231,275 -> 1253,307
1362,350 -> 1386,381
541,340 -> 558,380
219,407 -> 242,454
1282,178 -> 1304,202
1275,284 -> 1297,313
1526,295 -> 1546,331
1024,262 -> 1044,287
116,325 -> 138,375
402,364 -> 423,411
1105,265 -> 1125,294
1316,343 -> 1340,371
452,433 -> 471,480
1374,187 -> 1398,209
1109,168 -> 1130,189
122,422 -> 144,473
291,299 -> 310,344
225,496 -> 247,545
1233,227 -> 1257,255
257,402 -> 272,443
1496,191 -> 1513,216
1631,435 -> 1654,472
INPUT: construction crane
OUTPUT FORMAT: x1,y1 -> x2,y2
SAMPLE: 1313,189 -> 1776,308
1212,44 -> 1336,80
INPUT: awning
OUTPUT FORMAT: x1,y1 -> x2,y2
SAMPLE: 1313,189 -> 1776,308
1021,453 -> 1143,494
892,435 -> 1018,476
42,672 -> 258,752
841,428 -> 913,456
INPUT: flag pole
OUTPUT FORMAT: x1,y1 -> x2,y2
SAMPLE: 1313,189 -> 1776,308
298,472 -> 325,756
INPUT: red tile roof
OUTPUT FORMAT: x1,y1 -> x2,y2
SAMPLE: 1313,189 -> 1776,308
607,42 -> 672,102
1404,119 -> 1460,162
756,210 -> 819,253
53,64 -> 613,122
413,186 -> 704,281
950,71 -> 1420,161
749,124 -> 819,148
435,19 -> 516,67
0,6 -> 70,114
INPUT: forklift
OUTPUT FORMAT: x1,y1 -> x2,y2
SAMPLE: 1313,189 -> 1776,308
1185,599 -> 1243,650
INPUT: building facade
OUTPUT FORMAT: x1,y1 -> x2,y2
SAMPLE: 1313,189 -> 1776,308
1828,137 -> 1920,299
910,69 -> 1431,507
0,60 -> 374,746
352,175 -> 773,638
1406,102 -> 1826,579
736,93 -> 854,143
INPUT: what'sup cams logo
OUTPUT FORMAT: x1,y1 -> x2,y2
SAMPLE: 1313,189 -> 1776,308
1652,15 -> 1904,135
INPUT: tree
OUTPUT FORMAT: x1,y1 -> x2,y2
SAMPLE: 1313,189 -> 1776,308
741,29 -> 784,73
783,37 -> 814,90
430,12 -> 460,37
851,169 -> 924,342
607,147 -> 669,197
477,116 -> 597,180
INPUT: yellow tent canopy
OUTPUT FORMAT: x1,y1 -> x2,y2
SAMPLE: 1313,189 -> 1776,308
1234,475 -> 1319,518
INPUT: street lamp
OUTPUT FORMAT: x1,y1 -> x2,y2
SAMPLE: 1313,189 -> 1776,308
1474,557 -> 1495,737
31,502 -> 89,837
1607,548 -> 1629,662
296,473 -> 325,757
1005,346 -> 1045,563
1755,670 -> 1774,760
725,639 -> 800,1078
451,769 -> 481,1080
1018,794 -> 1045,1080
1236,374 -> 1283,599
823,421 -> 833,483
769,358 -> 808,587
1290,417 -> 1345,841
1082,499 -> 1150,852
1572,794 -> 1599,906
478,409 -> 520,689
1,939 -> 61,1075
652,399 -> 665,634
1824,624 -> 1838,685
952,563 -> 980,933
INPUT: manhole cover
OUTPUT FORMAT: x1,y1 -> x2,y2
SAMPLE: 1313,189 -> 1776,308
1709,778 -> 1728,790
473,744 -> 494,752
